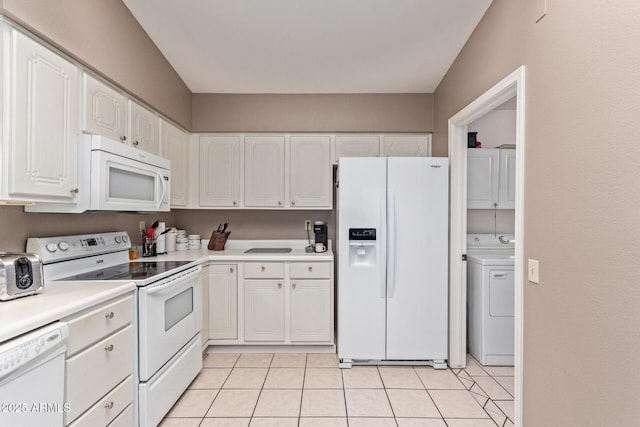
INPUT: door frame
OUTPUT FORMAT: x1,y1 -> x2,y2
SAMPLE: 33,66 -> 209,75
448,66 -> 525,424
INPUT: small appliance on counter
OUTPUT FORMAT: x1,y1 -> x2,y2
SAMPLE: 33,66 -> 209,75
313,221 -> 328,253
0,253 -> 44,300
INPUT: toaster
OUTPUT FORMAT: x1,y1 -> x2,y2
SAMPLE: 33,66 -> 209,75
0,253 -> 44,301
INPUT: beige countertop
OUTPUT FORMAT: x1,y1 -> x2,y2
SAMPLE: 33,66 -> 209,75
0,281 -> 135,344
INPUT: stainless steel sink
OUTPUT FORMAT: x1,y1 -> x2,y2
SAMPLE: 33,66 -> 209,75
243,248 -> 293,254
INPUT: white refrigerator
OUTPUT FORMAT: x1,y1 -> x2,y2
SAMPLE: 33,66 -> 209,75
337,157 -> 449,368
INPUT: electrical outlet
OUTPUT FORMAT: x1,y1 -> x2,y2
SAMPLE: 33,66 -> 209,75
305,220 -> 311,231
139,221 -> 146,232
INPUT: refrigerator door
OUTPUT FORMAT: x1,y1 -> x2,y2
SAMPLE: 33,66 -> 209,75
337,157 -> 387,361
386,157 -> 449,360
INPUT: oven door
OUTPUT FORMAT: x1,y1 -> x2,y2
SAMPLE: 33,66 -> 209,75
91,149 -> 170,212
138,267 -> 202,381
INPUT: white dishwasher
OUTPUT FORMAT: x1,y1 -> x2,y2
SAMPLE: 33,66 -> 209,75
0,322 -> 69,426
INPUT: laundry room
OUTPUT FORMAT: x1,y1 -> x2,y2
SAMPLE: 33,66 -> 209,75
466,96 -> 517,370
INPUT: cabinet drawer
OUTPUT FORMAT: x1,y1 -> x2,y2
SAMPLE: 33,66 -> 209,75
244,262 -> 284,278
107,403 -> 133,427
66,325 -> 133,423
67,295 -> 133,356
290,262 -> 331,279
68,376 -> 133,427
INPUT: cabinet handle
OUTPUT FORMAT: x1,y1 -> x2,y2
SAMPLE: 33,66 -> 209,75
70,188 -> 79,194
278,283 -> 282,288
291,201 -> 295,206
308,266 -> 312,272
104,344 -> 114,352
229,267 -> 234,273
105,311 -> 114,320
104,401 -> 114,410
120,135 -> 127,142
261,266 -> 265,271
292,282 -> 296,289
134,140 -> 139,146
278,201 -> 282,206
233,201 -> 237,206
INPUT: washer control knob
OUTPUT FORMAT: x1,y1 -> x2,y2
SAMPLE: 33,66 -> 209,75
46,243 -> 58,253
121,235 -> 129,243
58,241 -> 70,251
114,236 -> 122,244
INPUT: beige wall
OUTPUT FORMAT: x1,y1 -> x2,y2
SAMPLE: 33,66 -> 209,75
435,0 -> 640,425
0,206 -> 178,252
192,94 -> 434,132
0,0 -> 191,128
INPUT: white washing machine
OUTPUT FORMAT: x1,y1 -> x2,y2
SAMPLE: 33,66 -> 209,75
467,234 -> 514,366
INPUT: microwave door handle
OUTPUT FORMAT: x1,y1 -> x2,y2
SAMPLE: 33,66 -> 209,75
157,170 -> 167,210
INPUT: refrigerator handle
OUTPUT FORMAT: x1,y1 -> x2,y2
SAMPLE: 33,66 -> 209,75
379,191 -> 387,298
387,191 -> 396,298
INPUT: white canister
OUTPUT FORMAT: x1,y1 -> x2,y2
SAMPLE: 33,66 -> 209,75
176,229 -> 187,238
188,234 -> 201,250
156,222 -> 166,254
166,229 -> 177,252
176,237 -> 188,251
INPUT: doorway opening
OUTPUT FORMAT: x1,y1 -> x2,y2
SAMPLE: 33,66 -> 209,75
448,66 -> 525,424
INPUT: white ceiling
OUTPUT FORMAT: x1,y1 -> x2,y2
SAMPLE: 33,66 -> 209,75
122,0 -> 492,94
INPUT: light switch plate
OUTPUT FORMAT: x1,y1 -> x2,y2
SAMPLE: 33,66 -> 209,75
528,259 -> 540,283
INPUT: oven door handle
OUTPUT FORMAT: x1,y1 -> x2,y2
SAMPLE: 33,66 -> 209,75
144,268 -> 200,296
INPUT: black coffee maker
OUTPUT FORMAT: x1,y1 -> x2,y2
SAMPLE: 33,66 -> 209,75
313,221 -> 328,253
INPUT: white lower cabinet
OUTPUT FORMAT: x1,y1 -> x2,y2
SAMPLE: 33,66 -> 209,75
208,264 -> 238,340
63,294 -> 134,426
244,280 -> 285,342
290,279 -> 332,342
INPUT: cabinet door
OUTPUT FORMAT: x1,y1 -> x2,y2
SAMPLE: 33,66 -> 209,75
498,148 -> 516,209
8,29 -> 79,202
161,120 -> 189,207
467,148 -> 499,209
244,136 -> 285,207
382,135 -> 431,157
335,135 -> 380,160
290,135 -> 332,208
201,265 -> 209,349
128,100 -> 159,155
82,73 -> 127,142
209,264 -> 238,340
290,279 -> 332,342
244,280 -> 284,342
200,136 -> 241,207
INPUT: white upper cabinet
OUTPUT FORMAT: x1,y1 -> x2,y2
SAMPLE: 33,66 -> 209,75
2,27 -> 80,203
335,135 -> 380,159
160,119 -> 189,207
82,73 -> 127,143
128,100 -> 159,155
467,148 -> 499,209
244,136 -> 285,208
289,135 -> 332,208
467,147 -> 515,209
381,134 -> 432,157
199,135 -> 241,207
498,148 -> 516,209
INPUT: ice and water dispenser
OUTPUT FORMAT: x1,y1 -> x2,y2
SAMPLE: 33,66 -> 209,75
348,228 -> 377,266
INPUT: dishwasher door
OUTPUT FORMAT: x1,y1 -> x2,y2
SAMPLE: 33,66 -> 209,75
0,322 -> 68,427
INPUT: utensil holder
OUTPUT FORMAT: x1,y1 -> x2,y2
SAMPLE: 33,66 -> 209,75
208,231 -> 229,251
142,236 -> 157,257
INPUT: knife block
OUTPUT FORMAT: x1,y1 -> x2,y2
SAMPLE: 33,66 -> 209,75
208,231 -> 228,251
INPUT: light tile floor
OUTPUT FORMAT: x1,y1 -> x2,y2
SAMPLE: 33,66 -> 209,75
161,353 -> 514,427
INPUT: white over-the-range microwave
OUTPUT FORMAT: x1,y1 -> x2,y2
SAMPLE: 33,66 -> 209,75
27,135 -> 170,213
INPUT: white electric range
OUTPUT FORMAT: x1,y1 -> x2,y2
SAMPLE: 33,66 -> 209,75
27,231 -> 202,427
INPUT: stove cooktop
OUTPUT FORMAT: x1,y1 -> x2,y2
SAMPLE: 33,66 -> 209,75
60,261 -> 192,282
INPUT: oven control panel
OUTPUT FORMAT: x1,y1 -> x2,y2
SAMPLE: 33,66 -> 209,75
27,232 -> 131,264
